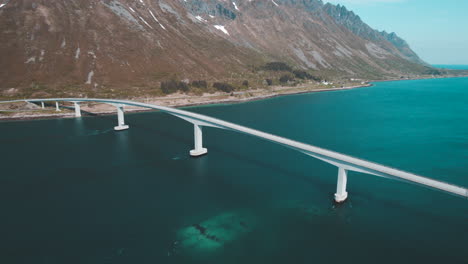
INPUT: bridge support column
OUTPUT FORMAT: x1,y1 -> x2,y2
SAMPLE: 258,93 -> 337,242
190,124 -> 207,157
114,105 -> 129,131
41,102 -> 45,109
334,167 -> 348,203
55,102 -> 61,112
73,102 -> 81,117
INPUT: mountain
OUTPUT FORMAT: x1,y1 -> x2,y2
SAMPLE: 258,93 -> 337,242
0,0 -> 434,98
323,3 -> 426,65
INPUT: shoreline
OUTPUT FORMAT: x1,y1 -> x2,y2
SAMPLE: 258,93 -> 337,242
178,83 -> 373,107
371,74 -> 468,83
0,84 -> 373,121
2,74 -> 467,122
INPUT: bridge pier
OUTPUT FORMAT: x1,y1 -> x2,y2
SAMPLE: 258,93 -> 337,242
41,102 -> 45,109
190,124 -> 207,157
55,102 -> 61,112
73,102 -> 81,117
1,98 -> 467,200
334,167 -> 348,203
114,104 -> 129,131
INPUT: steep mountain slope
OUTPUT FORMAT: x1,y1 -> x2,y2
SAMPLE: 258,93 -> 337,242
323,3 -> 426,65
0,0 -> 432,98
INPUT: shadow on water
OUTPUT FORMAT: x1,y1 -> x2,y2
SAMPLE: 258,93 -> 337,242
63,112 -> 468,223
125,116 -> 330,185
124,115 -> 465,227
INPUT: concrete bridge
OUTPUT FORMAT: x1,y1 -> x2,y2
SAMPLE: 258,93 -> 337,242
1,98 -> 467,202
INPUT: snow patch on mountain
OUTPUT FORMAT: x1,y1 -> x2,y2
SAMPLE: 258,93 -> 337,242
214,25 -> 229,35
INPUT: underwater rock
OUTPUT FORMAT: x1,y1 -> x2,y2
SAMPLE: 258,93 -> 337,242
175,211 -> 256,255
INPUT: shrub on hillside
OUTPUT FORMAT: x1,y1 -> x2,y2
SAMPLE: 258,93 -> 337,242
161,80 -> 190,94
178,82 -> 190,92
424,68 -> 442,75
279,74 -> 294,83
310,75 -> 322,82
262,62 -> 292,72
265,79 -> 273,86
292,70 -> 312,79
213,82 -> 235,93
161,80 -> 179,94
242,80 -> 249,87
216,4 -> 236,20
292,70 -> 322,81
191,80 -> 208,89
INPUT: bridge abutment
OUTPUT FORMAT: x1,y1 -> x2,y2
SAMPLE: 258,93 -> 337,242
190,124 -> 207,157
55,102 -> 61,112
114,104 -> 129,131
334,167 -> 348,203
41,102 -> 45,109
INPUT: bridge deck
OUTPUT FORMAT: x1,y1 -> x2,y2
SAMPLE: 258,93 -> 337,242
1,98 -> 467,199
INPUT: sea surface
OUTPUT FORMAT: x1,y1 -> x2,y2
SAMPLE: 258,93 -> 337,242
433,64 -> 468,70
1,78 -> 467,264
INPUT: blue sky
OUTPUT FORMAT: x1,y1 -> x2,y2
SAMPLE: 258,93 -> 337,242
325,0 -> 468,64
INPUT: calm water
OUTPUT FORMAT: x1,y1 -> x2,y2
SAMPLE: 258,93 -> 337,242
1,78 -> 467,263
433,64 -> 468,70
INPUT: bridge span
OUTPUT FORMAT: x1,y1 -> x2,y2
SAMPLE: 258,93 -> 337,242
1,98 -> 467,202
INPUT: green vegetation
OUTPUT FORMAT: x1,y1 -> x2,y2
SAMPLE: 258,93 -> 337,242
191,80 -> 208,89
423,67 -> 443,75
292,70 -> 321,81
4,59 -> 457,100
216,4 -> 237,20
213,82 -> 235,93
262,62 -> 293,72
279,74 -> 294,84
158,79 -> 238,95
161,80 -> 190,94
260,62 -> 322,86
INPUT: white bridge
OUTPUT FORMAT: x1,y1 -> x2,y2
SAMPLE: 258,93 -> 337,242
2,98 -> 467,202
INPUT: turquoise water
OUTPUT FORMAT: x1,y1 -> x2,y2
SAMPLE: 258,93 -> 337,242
0,78 -> 467,263
433,64 -> 468,70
